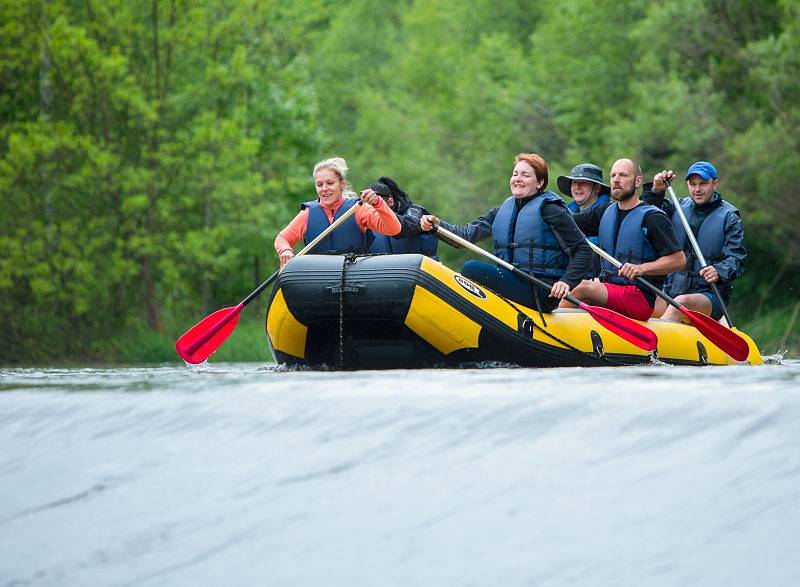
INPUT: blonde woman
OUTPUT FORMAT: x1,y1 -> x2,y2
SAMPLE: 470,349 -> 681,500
274,157 -> 401,268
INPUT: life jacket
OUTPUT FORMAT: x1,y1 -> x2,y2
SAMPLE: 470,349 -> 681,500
368,233 -> 420,254
597,203 -> 664,286
303,198 -> 372,253
666,196 -> 738,299
568,193 -> 610,214
419,232 -> 439,259
569,194 -> 610,277
367,232 -> 440,258
491,191 -> 570,279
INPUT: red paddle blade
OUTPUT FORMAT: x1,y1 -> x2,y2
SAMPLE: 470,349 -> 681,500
579,303 -> 658,352
175,305 -> 243,364
678,307 -> 750,361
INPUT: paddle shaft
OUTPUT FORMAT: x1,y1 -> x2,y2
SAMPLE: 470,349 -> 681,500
584,238 -> 750,360
585,239 -> 686,309
433,225 -> 659,351
183,200 -> 363,355
242,199 -> 364,306
666,184 -> 734,326
434,226 -> 583,306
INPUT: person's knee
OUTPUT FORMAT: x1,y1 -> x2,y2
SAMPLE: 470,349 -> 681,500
460,260 -> 489,282
575,281 -> 605,304
676,293 -> 713,316
461,259 -> 482,275
569,282 -> 585,297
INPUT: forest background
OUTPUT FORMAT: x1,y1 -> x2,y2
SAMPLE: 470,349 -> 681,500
1,0 -> 798,363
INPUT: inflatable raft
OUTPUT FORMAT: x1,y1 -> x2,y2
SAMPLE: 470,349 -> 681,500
265,254 -> 762,369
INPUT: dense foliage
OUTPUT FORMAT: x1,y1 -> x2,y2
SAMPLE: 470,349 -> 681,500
2,0 -> 798,362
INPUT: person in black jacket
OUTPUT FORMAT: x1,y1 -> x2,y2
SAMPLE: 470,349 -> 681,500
367,176 -> 439,259
419,153 -> 592,312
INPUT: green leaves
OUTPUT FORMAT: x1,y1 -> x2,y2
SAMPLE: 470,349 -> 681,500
1,0 -> 798,361
0,0 -> 324,361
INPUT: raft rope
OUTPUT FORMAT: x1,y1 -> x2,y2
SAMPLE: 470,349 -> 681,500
496,293 -> 636,366
337,253 -> 360,368
334,253 -> 637,367
337,257 -> 346,368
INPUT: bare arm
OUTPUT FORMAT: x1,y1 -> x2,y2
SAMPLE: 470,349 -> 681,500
618,250 -> 686,280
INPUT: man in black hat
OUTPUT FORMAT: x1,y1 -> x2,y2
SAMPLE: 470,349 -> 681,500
557,163 -> 612,278
557,163 -> 611,213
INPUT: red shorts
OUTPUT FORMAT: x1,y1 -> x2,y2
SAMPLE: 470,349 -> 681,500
603,284 -> 653,321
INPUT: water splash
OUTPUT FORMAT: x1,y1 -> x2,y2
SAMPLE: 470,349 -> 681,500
762,350 -> 786,365
648,353 -> 671,367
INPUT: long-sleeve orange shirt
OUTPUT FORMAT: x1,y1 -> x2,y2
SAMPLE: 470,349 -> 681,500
274,196 -> 402,255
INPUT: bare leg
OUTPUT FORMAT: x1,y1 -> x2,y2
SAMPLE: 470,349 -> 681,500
651,297 -> 668,318
660,292 -> 713,323
559,280 -> 608,308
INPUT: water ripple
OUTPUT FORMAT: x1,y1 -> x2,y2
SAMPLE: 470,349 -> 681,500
0,361 -> 799,586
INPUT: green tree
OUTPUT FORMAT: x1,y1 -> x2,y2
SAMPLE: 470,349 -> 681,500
0,0 -> 325,362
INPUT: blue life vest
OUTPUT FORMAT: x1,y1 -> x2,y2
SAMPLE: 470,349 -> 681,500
667,197 -> 738,297
570,194 -> 610,277
568,193 -> 610,214
491,191 -> 570,279
369,233 -> 419,254
418,232 -> 439,259
368,231 -> 439,258
597,203 -> 663,285
303,198 -> 372,253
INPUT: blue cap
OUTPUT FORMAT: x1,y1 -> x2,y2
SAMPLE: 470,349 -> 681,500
685,161 -> 718,181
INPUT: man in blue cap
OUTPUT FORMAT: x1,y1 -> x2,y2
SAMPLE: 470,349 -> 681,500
645,161 -> 746,323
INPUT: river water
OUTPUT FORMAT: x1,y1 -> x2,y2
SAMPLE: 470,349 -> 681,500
1,358 -> 799,586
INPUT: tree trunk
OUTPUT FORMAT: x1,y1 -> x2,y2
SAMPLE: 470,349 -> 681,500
142,0 -> 163,333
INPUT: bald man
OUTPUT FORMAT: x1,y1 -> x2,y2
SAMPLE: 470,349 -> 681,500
560,158 -> 685,321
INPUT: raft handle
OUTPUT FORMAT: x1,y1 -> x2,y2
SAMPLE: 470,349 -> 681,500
591,330 -> 605,358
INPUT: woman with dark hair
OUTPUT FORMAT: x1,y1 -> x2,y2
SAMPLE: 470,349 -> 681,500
367,176 -> 439,259
419,153 -> 591,311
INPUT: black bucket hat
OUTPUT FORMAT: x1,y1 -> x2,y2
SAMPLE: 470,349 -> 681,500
368,181 -> 392,197
557,163 -> 610,198
372,176 -> 412,214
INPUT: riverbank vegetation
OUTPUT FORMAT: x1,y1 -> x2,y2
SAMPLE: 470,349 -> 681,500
2,0 -> 798,363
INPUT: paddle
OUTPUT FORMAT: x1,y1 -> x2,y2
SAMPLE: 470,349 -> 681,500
175,200 -> 364,364
584,239 -> 750,361
665,183 -> 735,326
433,225 -> 658,352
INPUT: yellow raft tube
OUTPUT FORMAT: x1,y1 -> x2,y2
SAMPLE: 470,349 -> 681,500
266,254 -> 762,369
